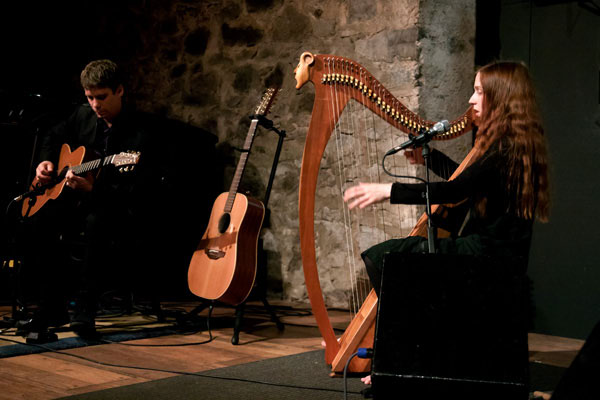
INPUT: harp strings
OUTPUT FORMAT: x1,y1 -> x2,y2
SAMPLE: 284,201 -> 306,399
328,59 -> 366,316
342,61 -> 368,314
324,58 -> 418,316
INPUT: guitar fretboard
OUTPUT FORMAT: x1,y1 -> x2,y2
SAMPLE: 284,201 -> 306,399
224,119 -> 260,213
70,155 -> 115,175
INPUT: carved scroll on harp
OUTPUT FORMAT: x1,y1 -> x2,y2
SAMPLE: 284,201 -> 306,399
295,51 -> 475,373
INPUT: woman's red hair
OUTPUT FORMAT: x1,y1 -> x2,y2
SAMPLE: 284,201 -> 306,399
473,61 -> 550,222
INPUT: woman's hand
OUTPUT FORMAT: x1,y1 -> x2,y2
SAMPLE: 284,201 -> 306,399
343,182 -> 393,209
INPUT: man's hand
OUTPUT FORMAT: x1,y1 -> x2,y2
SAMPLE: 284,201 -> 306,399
343,182 -> 393,209
36,161 -> 55,184
65,170 -> 93,192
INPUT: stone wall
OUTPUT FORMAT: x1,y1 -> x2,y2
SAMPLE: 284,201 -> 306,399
114,0 -> 475,307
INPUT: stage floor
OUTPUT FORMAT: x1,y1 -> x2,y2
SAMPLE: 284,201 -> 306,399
0,300 -> 584,399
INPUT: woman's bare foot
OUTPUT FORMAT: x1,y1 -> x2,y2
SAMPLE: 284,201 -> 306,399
321,337 -> 341,347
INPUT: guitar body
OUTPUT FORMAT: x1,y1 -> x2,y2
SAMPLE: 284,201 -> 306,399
22,143 -> 85,217
188,192 -> 265,306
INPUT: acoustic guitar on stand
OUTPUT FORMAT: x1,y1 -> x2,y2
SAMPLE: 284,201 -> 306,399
20,143 -> 141,217
188,87 -> 280,306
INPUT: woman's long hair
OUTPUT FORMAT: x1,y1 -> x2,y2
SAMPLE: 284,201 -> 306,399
473,61 -> 550,222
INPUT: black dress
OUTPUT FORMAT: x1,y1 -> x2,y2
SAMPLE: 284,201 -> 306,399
362,139 -> 534,294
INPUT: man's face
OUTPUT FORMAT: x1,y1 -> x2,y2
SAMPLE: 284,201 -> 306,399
84,85 -> 123,124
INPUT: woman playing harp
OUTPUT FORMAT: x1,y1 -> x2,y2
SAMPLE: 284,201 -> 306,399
344,60 -> 550,312
295,51 -> 478,373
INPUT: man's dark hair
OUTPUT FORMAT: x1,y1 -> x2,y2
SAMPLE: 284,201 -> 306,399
80,59 -> 122,91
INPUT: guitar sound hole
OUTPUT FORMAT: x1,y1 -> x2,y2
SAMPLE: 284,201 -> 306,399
218,213 -> 231,234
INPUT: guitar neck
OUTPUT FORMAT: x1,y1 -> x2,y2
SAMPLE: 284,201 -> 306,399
222,86 -> 279,213
224,118 -> 260,213
70,155 -> 115,175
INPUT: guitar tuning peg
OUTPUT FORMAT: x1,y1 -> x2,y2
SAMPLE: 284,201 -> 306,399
124,166 -> 130,172
119,168 -> 124,173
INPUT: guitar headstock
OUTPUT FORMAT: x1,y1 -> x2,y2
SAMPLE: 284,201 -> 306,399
113,151 -> 141,172
254,87 -> 281,116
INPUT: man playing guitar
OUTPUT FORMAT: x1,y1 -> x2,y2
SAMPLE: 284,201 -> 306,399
20,59 -> 150,339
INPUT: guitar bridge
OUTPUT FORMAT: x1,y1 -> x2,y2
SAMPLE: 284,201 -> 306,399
206,249 -> 225,260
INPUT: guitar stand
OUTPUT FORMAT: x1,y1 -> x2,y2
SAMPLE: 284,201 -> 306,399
175,299 -> 215,333
231,288 -> 284,345
229,115 -> 286,345
181,115 -> 286,343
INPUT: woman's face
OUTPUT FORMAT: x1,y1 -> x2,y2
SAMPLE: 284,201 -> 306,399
468,72 -> 484,124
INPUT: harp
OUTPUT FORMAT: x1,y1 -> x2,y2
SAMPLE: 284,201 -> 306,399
295,51 -> 476,373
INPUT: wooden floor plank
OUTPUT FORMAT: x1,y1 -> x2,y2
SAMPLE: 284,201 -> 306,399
0,302 -> 584,399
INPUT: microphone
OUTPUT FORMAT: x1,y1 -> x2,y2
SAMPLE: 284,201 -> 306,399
13,185 -> 47,202
385,120 -> 450,156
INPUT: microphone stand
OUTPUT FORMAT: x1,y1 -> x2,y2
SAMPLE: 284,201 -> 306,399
421,143 -> 437,254
383,121 -> 451,253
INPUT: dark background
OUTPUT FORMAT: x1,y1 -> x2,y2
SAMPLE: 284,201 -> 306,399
0,1 -> 221,303
1,0 -> 599,339
477,0 -> 600,339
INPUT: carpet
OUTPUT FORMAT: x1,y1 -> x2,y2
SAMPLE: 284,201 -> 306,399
58,349 -> 366,400
56,350 -> 565,400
